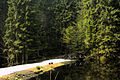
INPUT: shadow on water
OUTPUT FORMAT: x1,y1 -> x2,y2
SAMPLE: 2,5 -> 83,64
32,61 -> 120,80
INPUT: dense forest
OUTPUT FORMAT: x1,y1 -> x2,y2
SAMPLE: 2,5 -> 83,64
0,0 -> 120,67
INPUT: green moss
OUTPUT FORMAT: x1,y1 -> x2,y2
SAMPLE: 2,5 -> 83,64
36,66 -> 41,70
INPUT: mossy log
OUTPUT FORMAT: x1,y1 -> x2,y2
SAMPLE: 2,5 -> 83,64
0,61 -> 73,80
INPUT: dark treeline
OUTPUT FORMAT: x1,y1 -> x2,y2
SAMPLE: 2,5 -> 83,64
0,0 -> 120,67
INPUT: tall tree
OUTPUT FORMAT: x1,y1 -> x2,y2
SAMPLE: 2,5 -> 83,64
3,0 -> 37,66
81,0 -> 120,59
50,0 -> 79,54
63,0 -> 120,60
0,0 -> 8,66
0,0 -> 7,53
94,0 -> 120,60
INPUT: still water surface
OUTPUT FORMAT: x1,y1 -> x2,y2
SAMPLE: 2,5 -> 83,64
34,61 -> 120,80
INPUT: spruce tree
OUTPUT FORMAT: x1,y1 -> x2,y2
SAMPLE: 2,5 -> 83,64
52,0 -> 79,54
76,0 -> 120,60
62,0 -> 95,54
4,0 -> 37,66
94,0 -> 120,59
63,0 -> 120,60
0,0 -> 7,53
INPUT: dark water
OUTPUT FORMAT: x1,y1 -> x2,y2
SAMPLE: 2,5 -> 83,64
34,61 -> 120,80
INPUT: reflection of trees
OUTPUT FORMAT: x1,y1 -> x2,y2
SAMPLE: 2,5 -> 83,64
60,62 -> 120,80
36,62 -> 120,80
58,62 -> 89,80
65,76 -> 72,80
86,62 -> 120,80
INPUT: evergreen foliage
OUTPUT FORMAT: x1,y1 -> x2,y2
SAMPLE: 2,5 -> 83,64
0,0 -> 7,53
3,0 -> 38,66
0,0 -> 120,66
63,0 -> 120,60
51,0 -> 79,54
94,0 -> 120,59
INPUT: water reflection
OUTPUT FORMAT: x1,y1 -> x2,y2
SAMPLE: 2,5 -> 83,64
34,61 -> 120,80
86,62 -> 120,80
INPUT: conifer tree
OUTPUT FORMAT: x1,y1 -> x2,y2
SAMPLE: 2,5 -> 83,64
76,0 -> 120,59
3,0 -> 37,66
94,0 -> 120,59
51,0 -> 79,54
0,0 -> 7,53
63,0 -> 94,54
63,0 -> 120,59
